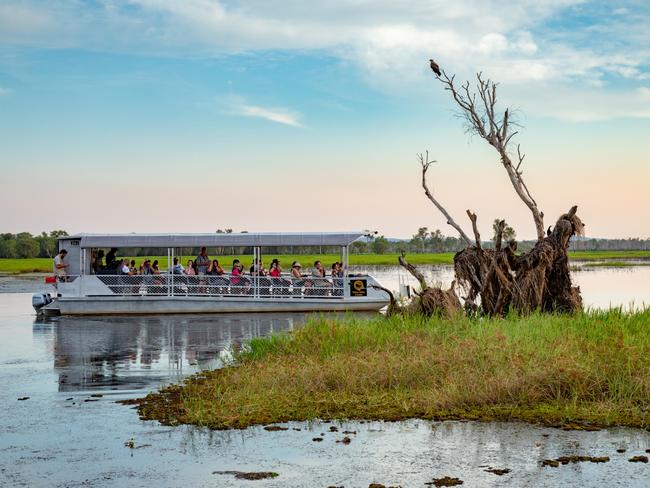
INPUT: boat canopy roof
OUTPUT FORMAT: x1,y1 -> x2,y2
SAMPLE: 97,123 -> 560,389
61,232 -> 365,249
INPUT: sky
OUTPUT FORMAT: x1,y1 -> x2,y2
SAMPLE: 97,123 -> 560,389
0,0 -> 649,239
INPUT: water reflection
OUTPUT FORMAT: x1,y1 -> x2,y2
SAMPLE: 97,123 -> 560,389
33,313 -> 317,393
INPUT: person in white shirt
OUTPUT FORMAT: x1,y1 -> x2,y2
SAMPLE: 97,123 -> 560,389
53,249 -> 68,282
120,259 -> 131,275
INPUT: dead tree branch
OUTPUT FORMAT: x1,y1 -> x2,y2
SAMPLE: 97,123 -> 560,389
398,252 -> 428,291
437,69 -> 545,241
494,219 -> 505,252
419,151 -> 472,245
369,285 -> 399,315
466,210 -> 481,250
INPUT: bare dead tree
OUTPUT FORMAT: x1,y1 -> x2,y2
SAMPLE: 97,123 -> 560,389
395,60 -> 585,317
436,70 -> 546,241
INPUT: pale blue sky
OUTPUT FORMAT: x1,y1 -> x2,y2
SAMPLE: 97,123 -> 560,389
1,1 -> 649,238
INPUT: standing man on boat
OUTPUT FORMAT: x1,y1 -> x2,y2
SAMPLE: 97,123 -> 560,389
195,247 -> 210,275
53,249 -> 69,282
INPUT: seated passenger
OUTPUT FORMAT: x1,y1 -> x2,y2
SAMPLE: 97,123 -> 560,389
93,250 -> 105,274
207,259 -> 227,294
291,261 -> 312,295
172,257 -> 185,275
231,259 -> 242,280
129,260 -> 138,274
231,259 -> 250,294
105,248 -> 118,271
141,259 -> 154,275
270,259 -> 290,295
269,259 -> 282,277
310,260 -> 331,294
332,262 -> 344,296
291,261 -> 303,279
152,260 -> 161,275
250,258 -> 267,276
184,260 -> 196,276
209,259 -> 225,275
312,260 -> 325,278
119,259 -> 132,275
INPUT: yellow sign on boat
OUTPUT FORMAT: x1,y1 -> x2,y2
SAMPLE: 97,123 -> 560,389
350,279 -> 367,297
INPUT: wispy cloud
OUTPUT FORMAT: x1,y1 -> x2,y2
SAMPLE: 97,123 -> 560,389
226,98 -> 303,127
2,1 -> 650,121
0,86 -> 12,96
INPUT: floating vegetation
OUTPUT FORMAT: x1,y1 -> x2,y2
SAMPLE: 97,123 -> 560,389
628,456 -> 648,463
213,471 -> 279,480
425,476 -> 464,486
542,455 -> 609,467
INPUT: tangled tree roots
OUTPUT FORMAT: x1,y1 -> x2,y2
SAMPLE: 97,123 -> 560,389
454,206 -> 584,316
409,286 -> 462,318
382,207 -> 584,318
374,253 -> 462,318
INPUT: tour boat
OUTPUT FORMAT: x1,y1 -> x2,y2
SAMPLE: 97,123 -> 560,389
34,232 -> 390,316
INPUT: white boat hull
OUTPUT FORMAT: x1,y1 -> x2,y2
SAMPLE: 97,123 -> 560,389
50,296 -> 388,315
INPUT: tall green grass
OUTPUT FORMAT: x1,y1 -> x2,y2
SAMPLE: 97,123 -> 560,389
131,310 -> 650,430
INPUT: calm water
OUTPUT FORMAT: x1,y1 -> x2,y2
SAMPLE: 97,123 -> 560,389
1,266 -> 649,487
359,264 -> 650,310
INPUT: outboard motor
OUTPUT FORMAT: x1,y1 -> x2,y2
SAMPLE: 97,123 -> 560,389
32,292 -> 53,314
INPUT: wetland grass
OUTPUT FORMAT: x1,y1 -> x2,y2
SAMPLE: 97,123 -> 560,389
128,309 -> 650,430
3,250 -> 650,274
0,254 -> 455,273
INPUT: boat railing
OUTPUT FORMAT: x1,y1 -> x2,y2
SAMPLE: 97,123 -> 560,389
86,273 -> 346,299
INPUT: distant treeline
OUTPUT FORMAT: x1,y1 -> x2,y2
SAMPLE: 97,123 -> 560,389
0,231 -> 69,258
1,230 -> 648,259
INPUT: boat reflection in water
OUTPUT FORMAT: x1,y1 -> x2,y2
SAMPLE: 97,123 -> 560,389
33,312 -> 368,394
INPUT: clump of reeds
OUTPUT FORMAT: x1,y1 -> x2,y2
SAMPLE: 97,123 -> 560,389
131,309 -> 650,430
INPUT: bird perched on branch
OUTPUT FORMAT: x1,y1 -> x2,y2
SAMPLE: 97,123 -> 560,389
429,59 -> 441,76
